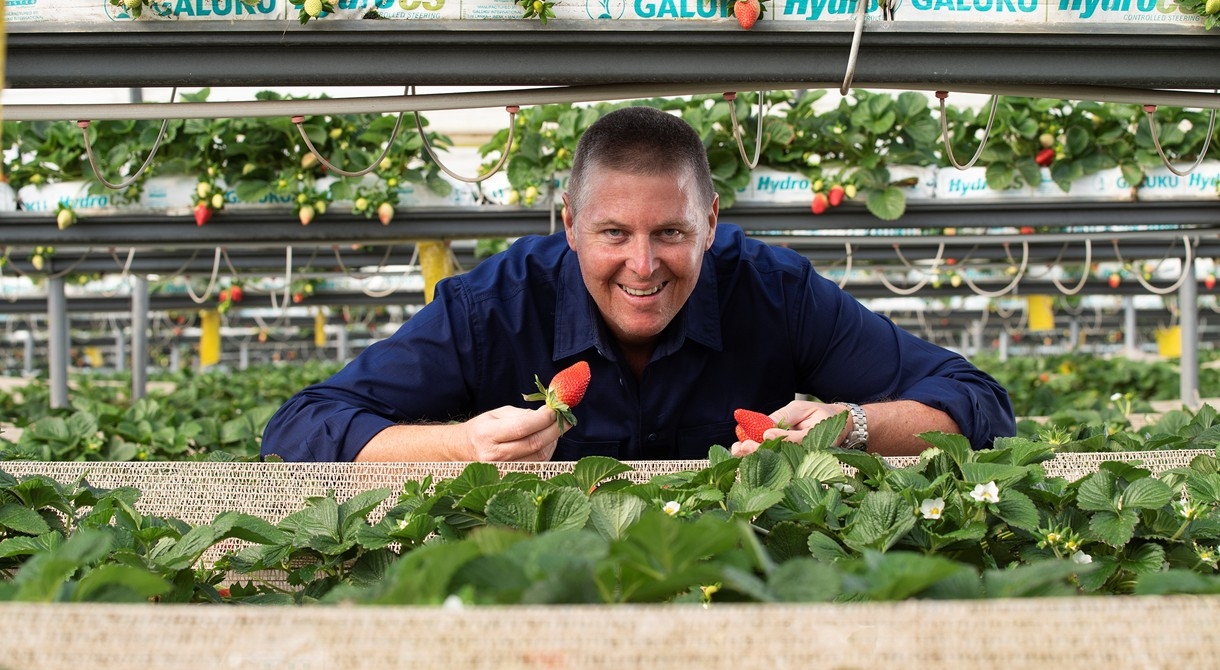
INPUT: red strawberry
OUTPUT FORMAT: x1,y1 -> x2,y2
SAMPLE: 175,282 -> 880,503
194,203 -> 212,227
1108,273 -> 1121,289
298,204 -> 315,226
1035,148 -> 1055,167
811,192 -> 829,215
523,360 -> 591,431
733,408 -> 776,443
218,289 -> 230,303
229,285 -> 243,302
828,185 -> 845,207
734,0 -> 759,29
1206,274 -> 1216,290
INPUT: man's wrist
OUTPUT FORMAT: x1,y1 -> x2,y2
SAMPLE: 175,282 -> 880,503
838,402 -> 869,451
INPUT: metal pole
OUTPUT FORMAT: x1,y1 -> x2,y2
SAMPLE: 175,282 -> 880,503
1124,296 -> 1137,356
1069,318 -> 1080,352
23,329 -> 35,376
998,330 -> 1009,363
239,340 -> 249,371
47,276 -> 69,409
114,322 -> 126,374
132,275 -> 149,400
337,327 -> 349,363
1180,252 -> 1199,408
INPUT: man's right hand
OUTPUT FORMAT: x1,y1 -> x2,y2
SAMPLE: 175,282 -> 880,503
356,405 -> 561,462
463,405 -> 562,461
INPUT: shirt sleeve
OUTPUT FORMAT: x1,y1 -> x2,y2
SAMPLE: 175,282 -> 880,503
796,267 -> 1016,450
260,278 -> 478,462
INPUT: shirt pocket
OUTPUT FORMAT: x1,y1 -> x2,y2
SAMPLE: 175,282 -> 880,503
674,421 -> 737,460
553,437 -> 625,461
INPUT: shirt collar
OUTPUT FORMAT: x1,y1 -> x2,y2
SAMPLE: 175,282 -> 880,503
553,247 -> 723,361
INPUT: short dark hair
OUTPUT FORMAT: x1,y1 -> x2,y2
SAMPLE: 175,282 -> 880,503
566,105 -> 715,218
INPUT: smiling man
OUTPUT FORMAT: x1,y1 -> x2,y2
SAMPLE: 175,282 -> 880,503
261,105 -> 1015,462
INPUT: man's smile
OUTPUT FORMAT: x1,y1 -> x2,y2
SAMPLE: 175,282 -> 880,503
620,282 -> 668,297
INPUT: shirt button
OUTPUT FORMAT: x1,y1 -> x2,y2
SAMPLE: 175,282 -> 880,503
647,433 -> 657,441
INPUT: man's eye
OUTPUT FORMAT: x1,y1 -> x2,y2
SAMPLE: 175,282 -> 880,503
604,229 -> 623,238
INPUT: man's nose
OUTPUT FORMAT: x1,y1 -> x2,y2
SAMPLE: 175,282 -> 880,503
626,238 -> 657,277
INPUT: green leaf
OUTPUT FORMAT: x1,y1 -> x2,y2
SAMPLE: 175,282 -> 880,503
993,488 -> 1041,532
572,456 -> 633,494
800,411 -> 847,453
1089,508 -> 1139,547
537,487 -> 591,533
794,449 -> 846,483
865,186 -> 906,221
844,550 -> 966,601
211,511 -> 289,546
1120,477 -> 1173,510
1076,471 -> 1118,512
843,491 -> 917,553
985,162 -> 1015,190
739,449 -> 792,491
726,485 -> 786,519
1135,569 -> 1220,595
1120,542 -> 1166,575
917,431 -> 973,469
0,532 -> 63,559
588,492 -> 647,542
769,558 -> 841,602
807,530 -> 851,562
72,564 -> 170,603
982,560 -> 1087,598
0,503 -> 53,536
485,489 -> 539,534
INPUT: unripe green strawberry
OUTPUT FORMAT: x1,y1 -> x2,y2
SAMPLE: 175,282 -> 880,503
210,192 -> 224,210
196,181 -> 211,199
354,197 -> 369,212
56,208 -> 77,230
304,0 -> 323,15
1207,0 -> 1220,14
124,0 -> 141,10
298,204 -> 315,226
843,184 -> 857,199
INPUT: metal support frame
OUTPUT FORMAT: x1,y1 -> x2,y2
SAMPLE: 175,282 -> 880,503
131,276 -> 149,400
46,276 -> 69,409
7,25 -> 1220,91
1180,253 -> 1200,408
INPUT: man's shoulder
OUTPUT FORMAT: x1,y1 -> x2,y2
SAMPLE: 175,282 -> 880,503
456,232 -> 570,295
711,223 -> 809,275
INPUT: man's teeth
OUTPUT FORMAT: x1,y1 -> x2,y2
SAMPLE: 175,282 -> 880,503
623,284 -> 662,296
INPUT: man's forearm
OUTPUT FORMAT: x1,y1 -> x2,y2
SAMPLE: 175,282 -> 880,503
860,400 -> 960,457
354,423 -> 471,461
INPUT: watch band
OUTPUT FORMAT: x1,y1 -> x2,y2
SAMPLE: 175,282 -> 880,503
839,403 -> 868,451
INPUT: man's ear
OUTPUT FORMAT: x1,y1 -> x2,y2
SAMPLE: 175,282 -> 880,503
562,193 -> 578,250
706,192 -> 719,250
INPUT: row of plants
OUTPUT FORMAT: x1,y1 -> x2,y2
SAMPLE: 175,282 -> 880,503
3,412 -> 1220,605
1,353 -> 1217,462
4,91 -> 1218,227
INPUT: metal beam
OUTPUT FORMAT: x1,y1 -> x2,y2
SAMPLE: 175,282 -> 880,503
6,24 -> 1220,90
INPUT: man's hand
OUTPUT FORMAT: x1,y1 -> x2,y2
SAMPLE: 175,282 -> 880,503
464,405 -> 563,461
356,404 -> 562,462
730,400 -> 848,457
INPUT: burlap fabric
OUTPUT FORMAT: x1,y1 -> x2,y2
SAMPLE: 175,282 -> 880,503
1,596 -> 1218,669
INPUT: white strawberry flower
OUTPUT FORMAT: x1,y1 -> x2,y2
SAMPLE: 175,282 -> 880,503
1179,119 -> 1194,134
1071,551 -> 1093,565
919,497 -> 945,520
1110,392 -> 1123,402
970,481 -> 1000,504
663,500 -> 681,516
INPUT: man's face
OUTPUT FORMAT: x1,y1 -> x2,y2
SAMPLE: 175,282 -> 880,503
563,165 -> 718,350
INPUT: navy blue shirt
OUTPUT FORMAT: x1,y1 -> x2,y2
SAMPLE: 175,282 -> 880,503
261,224 -> 1015,461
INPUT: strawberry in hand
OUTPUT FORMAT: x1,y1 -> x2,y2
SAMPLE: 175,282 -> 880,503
734,408 -> 777,443
523,361 -> 591,433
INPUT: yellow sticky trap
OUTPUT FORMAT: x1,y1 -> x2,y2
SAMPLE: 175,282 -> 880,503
85,347 -> 103,368
1156,326 -> 1181,359
418,239 -> 455,304
315,309 -> 326,348
1027,295 -> 1054,332
200,309 -> 220,368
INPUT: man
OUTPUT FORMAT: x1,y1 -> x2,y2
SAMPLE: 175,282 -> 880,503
261,105 -> 1015,462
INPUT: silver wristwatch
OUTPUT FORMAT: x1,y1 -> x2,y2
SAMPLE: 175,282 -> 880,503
839,403 -> 868,451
